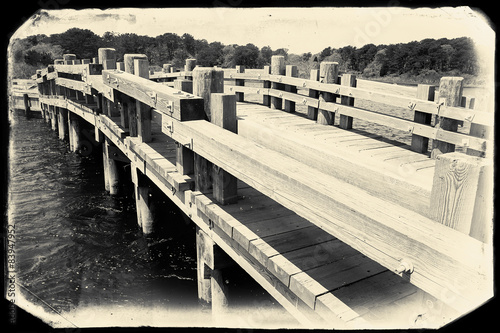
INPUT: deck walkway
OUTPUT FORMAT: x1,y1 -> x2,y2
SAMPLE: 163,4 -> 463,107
93,99 -> 450,328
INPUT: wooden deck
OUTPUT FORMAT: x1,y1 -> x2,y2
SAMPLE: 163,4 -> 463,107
16,55 -> 492,329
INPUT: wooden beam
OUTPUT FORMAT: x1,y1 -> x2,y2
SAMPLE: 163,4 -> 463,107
103,69 -> 205,121
160,115 -> 492,312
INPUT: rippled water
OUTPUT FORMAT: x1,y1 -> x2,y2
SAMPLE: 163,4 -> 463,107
8,112 -> 201,323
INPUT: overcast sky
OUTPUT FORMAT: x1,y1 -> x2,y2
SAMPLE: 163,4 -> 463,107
11,6 -> 494,54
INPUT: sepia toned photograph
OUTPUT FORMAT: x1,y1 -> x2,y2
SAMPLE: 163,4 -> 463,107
5,3 -> 495,330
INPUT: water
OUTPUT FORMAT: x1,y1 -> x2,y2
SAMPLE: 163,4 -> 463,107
7,112 -> 202,325
7,111 -> 294,328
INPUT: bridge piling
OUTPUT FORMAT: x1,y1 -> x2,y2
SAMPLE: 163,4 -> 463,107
68,112 -> 81,153
57,107 -> 69,141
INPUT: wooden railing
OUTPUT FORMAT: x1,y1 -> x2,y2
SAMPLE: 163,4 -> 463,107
21,49 -> 493,315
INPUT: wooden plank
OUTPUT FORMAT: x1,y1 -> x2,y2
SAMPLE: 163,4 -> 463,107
248,226 -> 337,269
103,69 -> 204,121
289,254 -> 387,308
161,114 -> 492,312
267,238 -> 360,287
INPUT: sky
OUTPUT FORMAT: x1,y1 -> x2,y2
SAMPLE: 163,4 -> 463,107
10,6 -> 494,55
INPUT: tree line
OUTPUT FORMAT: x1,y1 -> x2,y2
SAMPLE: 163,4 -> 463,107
10,27 -> 479,82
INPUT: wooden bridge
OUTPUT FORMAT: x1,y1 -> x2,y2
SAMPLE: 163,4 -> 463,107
10,48 -> 493,329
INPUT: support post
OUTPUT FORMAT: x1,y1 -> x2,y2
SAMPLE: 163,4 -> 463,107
103,138 -> 120,195
163,64 -> 172,73
184,58 -> 197,78
50,105 -> 58,131
192,67 -> 225,121
235,65 -> 245,102
174,79 -> 193,94
63,54 -> 76,65
57,107 -> 68,141
174,80 -> 195,175
317,62 -> 339,125
270,55 -> 286,110
431,77 -> 463,159
22,93 -> 30,117
284,65 -> 298,113
466,96 -> 492,158
98,48 -> 117,70
131,167 -> 155,235
307,69 -> 320,120
134,58 -> 152,143
196,227 -> 231,311
68,112 -> 81,153
123,54 -> 148,137
411,84 -> 435,153
211,93 -> 238,205
192,67 -> 224,191
262,65 -> 271,106
430,152 -> 493,243
339,73 -> 357,129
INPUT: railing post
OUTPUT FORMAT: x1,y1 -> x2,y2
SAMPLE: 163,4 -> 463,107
262,65 -> 271,106
174,79 -> 193,94
211,93 -> 238,205
184,58 -> 197,79
235,65 -> 245,102
339,73 -> 357,129
411,84 -> 435,153
22,93 -> 30,117
163,63 -> 172,73
98,48 -> 116,70
430,152 -> 493,243
431,77 -> 463,159
284,65 -> 298,113
270,55 -> 286,110
307,69 -> 320,120
192,67 -> 224,191
134,57 -> 152,143
63,54 -> 76,65
466,96 -> 492,158
122,54 -> 148,137
317,62 -> 339,125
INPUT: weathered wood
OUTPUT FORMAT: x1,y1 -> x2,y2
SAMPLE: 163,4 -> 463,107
211,93 -> 238,205
339,74 -> 356,129
63,54 -> 76,65
103,70 -> 205,121
163,63 -> 172,73
430,152 -> 493,243
22,93 -> 30,116
134,58 -> 152,142
103,138 -> 120,195
184,58 -> 197,73
270,56 -> 286,110
196,226 -> 213,304
317,62 -> 338,125
124,53 -> 148,75
235,65 -> 245,102
68,111 -> 81,153
173,79 -> 193,94
263,65 -> 271,106
307,69 -> 320,120
56,107 -> 68,140
136,184 -> 154,234
98,48 -> 116,70
431,77 -> 463,158
467,96 -> 492,157
284,65 -> 298,113
192,67 -> 224,121
160,116 -> 492,312
411,84 -> 435,153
